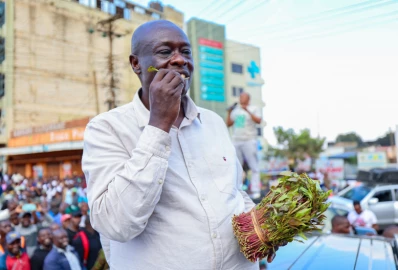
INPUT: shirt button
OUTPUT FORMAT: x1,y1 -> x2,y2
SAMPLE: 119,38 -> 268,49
212,232 -> 217,238
158,179 -> 163,184
200,195 -> 207,201
165,146 -> 171,151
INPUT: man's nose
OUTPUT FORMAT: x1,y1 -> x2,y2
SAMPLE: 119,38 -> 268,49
170,52 -> 187,66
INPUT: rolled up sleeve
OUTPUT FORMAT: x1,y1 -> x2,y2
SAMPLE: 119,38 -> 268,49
82,122 -> 171,242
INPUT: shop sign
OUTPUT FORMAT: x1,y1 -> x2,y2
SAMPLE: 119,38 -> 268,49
8,127 -> 85,147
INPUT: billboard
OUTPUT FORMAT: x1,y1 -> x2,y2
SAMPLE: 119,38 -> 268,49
357,152 -> 387,170
198,38 -> 225,102
315,158 -> 344,180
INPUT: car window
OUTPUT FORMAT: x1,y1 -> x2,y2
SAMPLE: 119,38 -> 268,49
341,186 -> 372,201
373,190 -> 393,202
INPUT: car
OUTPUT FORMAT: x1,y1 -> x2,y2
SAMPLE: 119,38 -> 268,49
327,168 -> 398,230
267,233 -> 398,270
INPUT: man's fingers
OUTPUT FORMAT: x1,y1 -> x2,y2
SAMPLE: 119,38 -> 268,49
162,70 -> 178,83
267,252 -> 276,263
152,69 -> 168,82
169,73 -> 184,89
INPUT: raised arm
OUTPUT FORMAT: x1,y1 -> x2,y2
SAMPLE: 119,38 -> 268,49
82,122 -> 171,242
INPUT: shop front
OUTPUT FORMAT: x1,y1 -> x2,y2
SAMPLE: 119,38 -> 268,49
0,118 -> 90,179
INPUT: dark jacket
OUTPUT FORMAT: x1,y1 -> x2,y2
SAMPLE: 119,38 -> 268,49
43,246 -> 82,270
72,230 -> 101,270
30,247 -> 51,270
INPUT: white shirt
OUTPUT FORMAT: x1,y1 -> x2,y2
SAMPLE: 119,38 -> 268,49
56,246 -> 82,270
347,209 -> 378,228
82,91 -> 257,270
230,105 -> 261,142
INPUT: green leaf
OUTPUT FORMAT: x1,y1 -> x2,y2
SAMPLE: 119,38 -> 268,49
288,177 -> 298,182
295,208 -> 311,218
147,66 -> 159,72
298,232 -> 307,240
279,171 -> 293,177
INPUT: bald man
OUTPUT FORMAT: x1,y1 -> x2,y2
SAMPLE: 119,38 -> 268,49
226,92 -> 262,199
82,20 -> 277,269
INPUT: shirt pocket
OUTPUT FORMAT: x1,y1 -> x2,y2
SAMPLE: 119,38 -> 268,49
204,155 -> 238,197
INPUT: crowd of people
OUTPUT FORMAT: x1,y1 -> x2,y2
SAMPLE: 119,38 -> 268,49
0,173 -> 108,270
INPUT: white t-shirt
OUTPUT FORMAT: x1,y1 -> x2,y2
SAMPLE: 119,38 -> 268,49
347,209 -> 378,228
230,105 -> 261,141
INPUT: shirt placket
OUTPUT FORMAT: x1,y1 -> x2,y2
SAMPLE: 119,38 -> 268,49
177,129 -> 224,270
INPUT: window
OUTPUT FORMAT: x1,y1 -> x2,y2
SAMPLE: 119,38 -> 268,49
257,127 -> 262,136
0,37 -> 4,64
232,86 -> 243,97
231,63 -> 243,74
0,2 -> 5,28
341,186 -> 372,201
0,73 -> 4,98
373,190 -> 392,202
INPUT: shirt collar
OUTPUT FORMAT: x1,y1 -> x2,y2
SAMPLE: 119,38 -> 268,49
132,89 -> 201,128
55,245 -> 73,254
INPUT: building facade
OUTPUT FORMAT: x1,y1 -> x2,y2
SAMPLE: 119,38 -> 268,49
0,0 -> 183,178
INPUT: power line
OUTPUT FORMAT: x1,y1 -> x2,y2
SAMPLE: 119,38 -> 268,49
266,10 -> 398,42
223,0 -> 270,24
233,0 -> 397,35
208,0 -> 246,20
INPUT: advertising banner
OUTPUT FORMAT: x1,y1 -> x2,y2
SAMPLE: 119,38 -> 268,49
198,38 -> 225,102
357,152 -> 387,170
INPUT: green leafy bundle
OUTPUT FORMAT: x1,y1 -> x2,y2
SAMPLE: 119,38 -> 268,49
232,171 -> 331,262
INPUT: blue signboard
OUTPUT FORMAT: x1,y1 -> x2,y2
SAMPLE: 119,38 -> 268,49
198,38 -> 225,102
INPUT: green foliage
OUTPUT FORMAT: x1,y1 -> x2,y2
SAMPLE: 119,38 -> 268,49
258,172 -> 331,245
271,127 -> 326,167
336,132 -> 363,146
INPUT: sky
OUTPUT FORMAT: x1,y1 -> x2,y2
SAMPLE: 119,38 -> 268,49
134,0 -> 398,145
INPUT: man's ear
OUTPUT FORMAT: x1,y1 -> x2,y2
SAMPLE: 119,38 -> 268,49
129,54 -> 141,75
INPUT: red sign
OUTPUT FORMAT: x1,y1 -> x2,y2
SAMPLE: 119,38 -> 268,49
199,38 -> 223,49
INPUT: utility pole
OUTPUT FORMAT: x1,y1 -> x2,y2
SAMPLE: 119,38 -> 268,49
96,14 -> 123,111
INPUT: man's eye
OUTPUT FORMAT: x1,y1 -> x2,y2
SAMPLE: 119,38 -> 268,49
183,50 -> 192,55
158,50 -> 171,55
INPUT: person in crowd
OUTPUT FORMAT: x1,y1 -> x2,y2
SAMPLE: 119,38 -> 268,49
78,203 -> 88,229
49,189 -> 63,224
72,216 -> 101,269
49,223 -> 60,234
65,206 -> 82,243
15,212 -> 39,257
61,214 -> 71,231
0,231 -> 30,270
347,201 -> 379,230
382,226 -> 398,239
30,228 -> 53,269
226,92 -> 262,199
43,229 -> 82,270
0,220 -> 12,255
331,215 -> 351,234
82,20 -> 279,269
9,213 -> 20,228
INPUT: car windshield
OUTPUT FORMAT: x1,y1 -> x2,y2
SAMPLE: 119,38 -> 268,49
341,185 -> 372,201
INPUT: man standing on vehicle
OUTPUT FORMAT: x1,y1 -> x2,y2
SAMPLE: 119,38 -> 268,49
226,92 -> 262,199
347,201 -> 379,231
82,20 -> 282,269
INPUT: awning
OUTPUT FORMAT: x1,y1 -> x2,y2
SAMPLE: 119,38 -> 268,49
0,141 -> 84,156
328,152 -> 357,159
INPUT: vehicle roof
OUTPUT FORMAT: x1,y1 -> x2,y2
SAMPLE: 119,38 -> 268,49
268,234 -> 397,270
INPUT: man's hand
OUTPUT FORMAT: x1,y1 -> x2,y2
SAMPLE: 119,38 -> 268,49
266,241 -> 287,263
148,69 -> 185,133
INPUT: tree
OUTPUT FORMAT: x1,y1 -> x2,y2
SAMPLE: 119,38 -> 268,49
270,127 -> 326,168
335,132 -> 363,146
374,131 -> 395,146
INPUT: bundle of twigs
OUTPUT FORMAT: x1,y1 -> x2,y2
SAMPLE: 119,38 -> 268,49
232,171 -> 331,262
